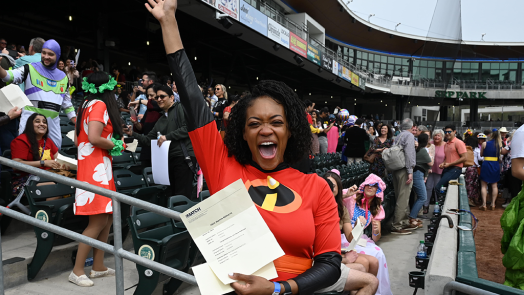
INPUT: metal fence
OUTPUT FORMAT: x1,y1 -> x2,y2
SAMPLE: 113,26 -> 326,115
0,157 -> 197,295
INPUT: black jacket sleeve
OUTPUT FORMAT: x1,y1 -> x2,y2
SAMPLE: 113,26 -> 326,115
167,49 -> 214,132
293,251 -> 342,295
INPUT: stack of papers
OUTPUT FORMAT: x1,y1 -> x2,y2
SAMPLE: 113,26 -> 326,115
180,179 -> 285,295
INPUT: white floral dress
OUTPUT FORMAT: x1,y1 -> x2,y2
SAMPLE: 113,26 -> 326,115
74,100 -> 114,215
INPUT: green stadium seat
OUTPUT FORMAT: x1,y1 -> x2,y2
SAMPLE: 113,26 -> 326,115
24,179 -> 88,280
128,205 -> 191,295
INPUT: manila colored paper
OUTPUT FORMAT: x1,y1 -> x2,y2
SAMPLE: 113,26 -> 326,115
0,84 -> 32,112
181,179 -> 285,284
192,262 -> 277,295
151,140 -> 171,185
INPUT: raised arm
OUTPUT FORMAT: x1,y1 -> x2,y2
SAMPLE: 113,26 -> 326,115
146,0 -> 213,131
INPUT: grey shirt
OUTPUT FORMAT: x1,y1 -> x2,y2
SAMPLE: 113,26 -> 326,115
396,130 -> 416,174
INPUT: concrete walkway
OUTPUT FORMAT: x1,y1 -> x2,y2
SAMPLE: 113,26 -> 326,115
379,218 -> 430,295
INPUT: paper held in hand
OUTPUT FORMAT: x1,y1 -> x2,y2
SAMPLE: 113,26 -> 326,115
0,84 -> 32,112
56,153 -> 77,170
343,220 -> 365,252
181,179 -> 284,288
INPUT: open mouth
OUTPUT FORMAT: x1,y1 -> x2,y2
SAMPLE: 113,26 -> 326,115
259,142 -> 277,159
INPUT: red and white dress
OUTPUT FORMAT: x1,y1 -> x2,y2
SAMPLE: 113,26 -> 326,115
74,100 -> 114,215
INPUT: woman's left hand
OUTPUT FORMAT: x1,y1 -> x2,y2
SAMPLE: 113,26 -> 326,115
229,273 -> 274,295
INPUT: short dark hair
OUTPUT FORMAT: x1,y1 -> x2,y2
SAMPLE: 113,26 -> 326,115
444,124 -> 456,131
224,80 -> 311,165
146,82 -> 161,92
154,84 -> 173,97
143,72 -> 158,83
355,118 -> 364,125
304,99 -> 313,107
321,107 -> 329,114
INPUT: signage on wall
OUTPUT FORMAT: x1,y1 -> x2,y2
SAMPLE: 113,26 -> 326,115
332,60 -> 339,75
351,72 -> 359,86
322,55 -> 332,71
267,18 -> 289,48
289,32 -> 307,58
434,90 -> 487,99
240,1 -> 268,36
359,76 -> 365,90
203,0 -> 240,21
307,44 -> 322,66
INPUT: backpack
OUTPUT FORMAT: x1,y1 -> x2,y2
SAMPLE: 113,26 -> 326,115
382,132 -> 406,172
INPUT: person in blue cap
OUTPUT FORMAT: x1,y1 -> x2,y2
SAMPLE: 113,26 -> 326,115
0,39 -> 76,149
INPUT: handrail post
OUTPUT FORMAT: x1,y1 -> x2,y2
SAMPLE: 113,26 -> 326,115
112,199 -> 125,294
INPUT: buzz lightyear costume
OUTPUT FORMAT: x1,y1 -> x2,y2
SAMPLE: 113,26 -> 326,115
1,39 -> 75,148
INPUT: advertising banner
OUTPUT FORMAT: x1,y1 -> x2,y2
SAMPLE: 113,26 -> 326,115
289,32 -> 307,58
213,0 -> 240,21
332,60 -> 338,75
322,54 -> 332,72
338,63 -> 342,77
307,44 -> 322,66
240,1 -> 268,36
267,18 -> 289,48
359,77 -> 366,90
351,72 -> 359,86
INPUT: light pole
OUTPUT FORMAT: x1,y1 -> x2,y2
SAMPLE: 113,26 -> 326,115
368,14 -> 375,22
395,23 -> 401,31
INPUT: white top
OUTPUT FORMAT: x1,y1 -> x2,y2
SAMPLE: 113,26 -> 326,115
511,125 -> 524,159
474,147 -> 483,167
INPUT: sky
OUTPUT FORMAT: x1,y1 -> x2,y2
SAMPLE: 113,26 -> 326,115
347,0 -> 524,42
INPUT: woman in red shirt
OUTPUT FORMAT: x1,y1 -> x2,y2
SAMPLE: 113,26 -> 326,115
10,113 -> 62,196
144,1 -> 379,294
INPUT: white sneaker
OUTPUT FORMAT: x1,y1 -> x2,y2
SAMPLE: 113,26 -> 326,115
69,271 -> 94,287
90,268 -> 115,278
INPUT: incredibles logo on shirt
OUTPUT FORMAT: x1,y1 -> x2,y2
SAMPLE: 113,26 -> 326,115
244,176 -> 302,213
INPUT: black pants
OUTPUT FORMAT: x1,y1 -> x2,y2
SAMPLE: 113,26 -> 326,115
168,156 -> 197,199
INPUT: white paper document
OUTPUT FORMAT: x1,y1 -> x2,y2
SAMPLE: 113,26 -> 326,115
181,179 -> 285,285
343,221 -> 364,252
56,153 -> 77,170
151,140 -> 171,185
0,84 -> 32,112
125,139 -> 138,152
192,262 -> 278,295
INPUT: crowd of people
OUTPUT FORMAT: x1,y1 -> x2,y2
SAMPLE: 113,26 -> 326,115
0,0 -> 522,293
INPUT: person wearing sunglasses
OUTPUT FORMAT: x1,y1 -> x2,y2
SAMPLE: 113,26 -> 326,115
212,84 -> 229,131
434,125 -> 467,196
124,84 -> 197,198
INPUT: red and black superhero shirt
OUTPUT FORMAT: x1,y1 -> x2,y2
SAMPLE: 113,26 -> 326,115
168,49 -> 341,283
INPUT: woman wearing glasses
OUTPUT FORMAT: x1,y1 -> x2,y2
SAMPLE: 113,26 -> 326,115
212,84 -> 229,131
124,84 -> 197,198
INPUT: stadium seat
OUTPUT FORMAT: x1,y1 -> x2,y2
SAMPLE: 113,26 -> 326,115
198,190 -> 210,202
113,169 -> 147,195
128,205 -> 191,295
24,179 -> 88,280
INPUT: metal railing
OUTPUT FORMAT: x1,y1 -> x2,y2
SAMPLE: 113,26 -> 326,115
0,157 -> 197,295
443,281 -> 498,295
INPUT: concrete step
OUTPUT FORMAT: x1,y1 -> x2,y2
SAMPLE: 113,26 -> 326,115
1,217 -> 133,289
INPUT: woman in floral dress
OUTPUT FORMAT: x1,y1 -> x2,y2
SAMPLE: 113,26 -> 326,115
69,72 -> 125,287
368,125 -> 394,178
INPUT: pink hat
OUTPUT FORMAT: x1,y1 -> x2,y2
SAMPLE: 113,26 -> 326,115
330,169 -> 341,176
358,173 -> 386,201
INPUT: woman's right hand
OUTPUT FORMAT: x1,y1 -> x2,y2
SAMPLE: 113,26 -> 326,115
146,0 -> 178,22
44,160 -> 62,169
